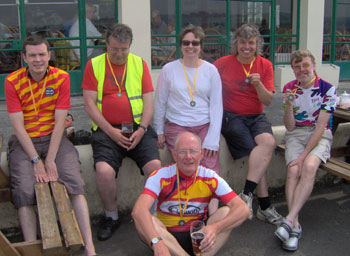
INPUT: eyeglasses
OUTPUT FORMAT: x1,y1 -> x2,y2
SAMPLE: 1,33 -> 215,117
176,149 -> 201,156
181,40 -> 201,47
108,47 -> 130,53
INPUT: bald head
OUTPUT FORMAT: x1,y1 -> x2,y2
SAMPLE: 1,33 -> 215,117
174,132 -> 202,150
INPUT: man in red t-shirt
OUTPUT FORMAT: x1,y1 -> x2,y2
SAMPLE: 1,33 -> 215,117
214,24 -> 282,226
5,35 -> 96,255
82,23 -> 161,241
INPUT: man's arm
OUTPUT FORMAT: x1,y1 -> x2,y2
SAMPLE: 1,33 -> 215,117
132,194 -> 170,256
283,91 -> 296,131
201,195 -> 250,250
44,109 -> 68,181
128,92 -> 154,150
9,112 -> 48,183
83,89 -> 131,149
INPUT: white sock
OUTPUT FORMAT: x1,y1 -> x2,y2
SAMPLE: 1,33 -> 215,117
104,209 -> 118,220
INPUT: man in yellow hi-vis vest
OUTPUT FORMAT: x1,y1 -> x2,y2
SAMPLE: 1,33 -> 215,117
82,23 -> 161,241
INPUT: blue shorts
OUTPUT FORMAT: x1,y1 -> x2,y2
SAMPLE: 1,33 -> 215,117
91,124 -> 160,176
221,111 -> 273,159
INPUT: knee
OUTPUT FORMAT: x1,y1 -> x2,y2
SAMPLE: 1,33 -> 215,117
96,162 -> 115,182
143,160 -> 161,177
301,161 -> 318,179
256,133 -> 275,150
287,165 -> 299,179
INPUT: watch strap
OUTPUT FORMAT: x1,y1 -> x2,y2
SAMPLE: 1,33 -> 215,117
31,156 -> 41,164
150,237 -> 162,247
139,125 -> 147,132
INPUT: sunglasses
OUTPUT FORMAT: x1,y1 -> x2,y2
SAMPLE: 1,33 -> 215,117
181,40 -> 201,46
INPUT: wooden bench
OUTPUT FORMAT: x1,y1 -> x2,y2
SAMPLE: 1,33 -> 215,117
0,135 -> 84,256
276,144 -> 350,181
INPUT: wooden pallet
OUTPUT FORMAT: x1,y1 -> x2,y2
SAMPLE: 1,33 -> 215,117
0,135 -> 84,256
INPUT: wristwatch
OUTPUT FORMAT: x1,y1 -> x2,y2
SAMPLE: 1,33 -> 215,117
31,156 -> 41,164
139,125 -> 148,133
150,237 -> 162,247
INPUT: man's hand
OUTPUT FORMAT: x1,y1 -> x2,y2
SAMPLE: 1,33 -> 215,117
108,127 -> 132,149
153,241 -> 171,256
248,73 -> 262,87
199,224 -> 218,253
157,134 -> 165,149
128,128 -> 145,151
34,161 -> 49,183
203,148 -> 217,158
45,160 -> 59,182
289,155 -> 306,176
284,89 -> 295,106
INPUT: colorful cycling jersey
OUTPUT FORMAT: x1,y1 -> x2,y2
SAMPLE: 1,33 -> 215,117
142,163 -> 237,232
283,77 -> 337,129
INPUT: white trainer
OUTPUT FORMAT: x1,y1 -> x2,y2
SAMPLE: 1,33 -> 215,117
239,191 -> 254,220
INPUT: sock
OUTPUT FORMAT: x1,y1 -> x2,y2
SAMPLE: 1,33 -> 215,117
243,180 -> 258,195
258,197 -> 271,211
104,209 -> 118,220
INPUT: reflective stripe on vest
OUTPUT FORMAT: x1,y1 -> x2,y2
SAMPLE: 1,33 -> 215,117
91,53 -> 144,130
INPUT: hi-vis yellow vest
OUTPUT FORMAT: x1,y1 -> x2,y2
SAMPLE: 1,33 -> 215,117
91,53 -> 144,131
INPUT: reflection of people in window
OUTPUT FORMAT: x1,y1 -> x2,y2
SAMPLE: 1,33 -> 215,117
151,9 -> 167,35
69,3 -> 103,59
0,22 -> 12,48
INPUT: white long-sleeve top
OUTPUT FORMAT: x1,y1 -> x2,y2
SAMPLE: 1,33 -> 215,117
153,59 -> 223,151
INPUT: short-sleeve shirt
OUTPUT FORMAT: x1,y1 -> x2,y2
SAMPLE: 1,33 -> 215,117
5,66 -> 70,137
282,77 -> 337,129
214,55 -> 274,115
142,164 -> 237,232
81,56 -> 154,125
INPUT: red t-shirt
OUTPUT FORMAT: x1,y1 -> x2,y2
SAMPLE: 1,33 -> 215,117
5,66 -> 70,137
81,56 -> 154,125
214,55 -> 274,115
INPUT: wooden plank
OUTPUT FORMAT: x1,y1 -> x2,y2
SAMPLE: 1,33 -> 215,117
13,240 -> 43,256
0,187 -> 11,203
13,239 -> 75,256
0,167 -> 9,189
0,231 -> 21,256
321,161 -> 350,181
34,183 -> 62,253
328,157 -> 350,169
50,182 -> 84,252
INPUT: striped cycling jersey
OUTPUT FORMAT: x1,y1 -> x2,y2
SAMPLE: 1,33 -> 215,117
142,163 -> 237,232
5,66 -> 70,137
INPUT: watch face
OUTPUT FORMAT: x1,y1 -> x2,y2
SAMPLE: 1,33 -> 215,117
152,238 -> 159,244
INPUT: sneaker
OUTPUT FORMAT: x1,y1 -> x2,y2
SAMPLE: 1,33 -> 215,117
239,191 -> 254,220
256,206 -> 283,226
283,225 -> 302,251
275,218 -> 293,242
97,215 -> 121,241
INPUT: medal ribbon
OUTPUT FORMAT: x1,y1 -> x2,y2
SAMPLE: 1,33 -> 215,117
176,166 -> 198,222
291,76 -> 317,98
241,57 -> 255,79
107,54 -> 126,96
28,75 -> 48,119
181,59 -> 199,104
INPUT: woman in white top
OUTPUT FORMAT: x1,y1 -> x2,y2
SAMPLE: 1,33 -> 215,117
154,24 -> 223,183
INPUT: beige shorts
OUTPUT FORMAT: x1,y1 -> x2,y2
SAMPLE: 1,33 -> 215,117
285,128 -> 333,165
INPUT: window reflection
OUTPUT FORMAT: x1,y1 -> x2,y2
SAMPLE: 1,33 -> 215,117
151,0 -> 177,67
0,0 -> 21,74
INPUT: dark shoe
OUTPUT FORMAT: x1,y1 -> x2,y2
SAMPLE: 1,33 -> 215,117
97,216 -> 120,241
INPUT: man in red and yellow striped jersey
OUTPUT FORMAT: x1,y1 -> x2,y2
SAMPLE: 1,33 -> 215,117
132,132 -> 250,256
5,35 -> 96,256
